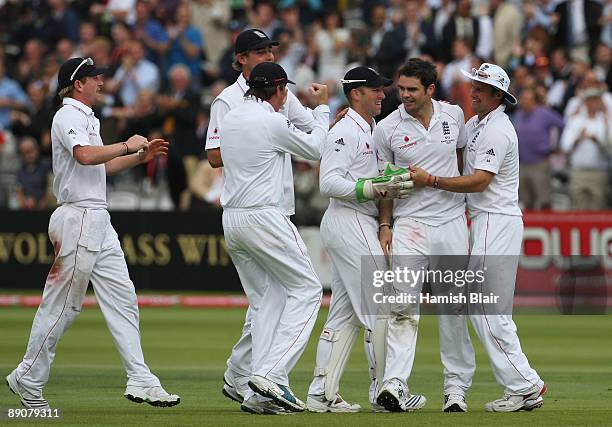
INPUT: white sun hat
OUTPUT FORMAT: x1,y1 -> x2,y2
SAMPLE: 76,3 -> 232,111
460,63 -> 517,105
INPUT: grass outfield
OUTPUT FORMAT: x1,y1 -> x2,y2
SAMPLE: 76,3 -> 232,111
0,307 -> 610,426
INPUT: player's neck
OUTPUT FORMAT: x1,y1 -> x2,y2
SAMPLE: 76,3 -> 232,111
353,106 -> 374,129
413,99 -> 433,129
70,94 -> 93,108
477,103 -> 502,121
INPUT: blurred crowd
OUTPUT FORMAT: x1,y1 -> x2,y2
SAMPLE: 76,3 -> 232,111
1,0 -> 612,222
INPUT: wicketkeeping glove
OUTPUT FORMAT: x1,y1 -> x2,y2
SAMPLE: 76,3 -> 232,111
355,164 -> 414,202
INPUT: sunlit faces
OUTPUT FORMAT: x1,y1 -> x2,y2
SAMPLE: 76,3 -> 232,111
397,75 -> 434,115
353,86 -> 386,118
469,80 -> 503,117
239,47 -> 275,74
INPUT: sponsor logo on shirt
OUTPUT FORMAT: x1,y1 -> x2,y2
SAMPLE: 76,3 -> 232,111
334,137 -> 345,146
68,129 -> 76,136
485,148 -> 495,156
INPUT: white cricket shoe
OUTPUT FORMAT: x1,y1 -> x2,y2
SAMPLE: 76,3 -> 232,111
222,372 -> 244,404
485,383 -> 547,412
248,375 -> 305,412
443,394 -> 468,412
6,371 -> 50,409
124,385 -> 180,407
240,394 -> 295,415
306,394 -> 361,413
376,378 -> 426,412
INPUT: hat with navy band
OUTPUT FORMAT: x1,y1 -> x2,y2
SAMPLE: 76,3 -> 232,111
57,57 -> 107,91
247,62 -> 294,88
234,29 -> 279,54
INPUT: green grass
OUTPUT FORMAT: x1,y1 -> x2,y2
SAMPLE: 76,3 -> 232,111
0,307 -> 611,425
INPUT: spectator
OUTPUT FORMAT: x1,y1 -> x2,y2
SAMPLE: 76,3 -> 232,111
55,38 -> 77,63
192,0 -> 231,69
561,88 -> 612,210
15,136 -> 52,210
491,0 -> 523,68
551,0 -> 603,61
76,21 -> 98,58
249,1 -> 281,38
312,11 -> 350,83
440,38 -> 476,112
165,2 -> 204,80
16,39 -> 46,88
44,0 -> 80,45
374,0 -> 435,77
513,87 -> 565,209
110,21 -> 134,70
366,3 -> 392,62
0,60 -> 29,130
441,0 -> 491,63
158,64 -> 201,210
106,40 -> 160,108
11,80 -> 54,159
132,0 -> 169,65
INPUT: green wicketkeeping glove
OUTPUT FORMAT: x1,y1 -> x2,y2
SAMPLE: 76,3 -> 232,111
355,165 -> 414,202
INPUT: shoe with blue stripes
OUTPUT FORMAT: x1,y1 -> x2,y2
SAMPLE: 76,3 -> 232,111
377,378 -> 426,412
248,375 -> 306,412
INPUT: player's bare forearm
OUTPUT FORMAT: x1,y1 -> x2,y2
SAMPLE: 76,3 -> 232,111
207,148 -> 224,168
410,166 -> 494,193
105,153 -> 143,175
456,148 -> 464,174
73,143 -> 128,166
378,199 -> 393,224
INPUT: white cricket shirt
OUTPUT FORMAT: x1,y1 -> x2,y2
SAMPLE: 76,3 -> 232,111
51,97 -> 107,209
220,98 -> 329,209
374,100 -> 467,226
319,108 -> 378,216
464,104 -> 522,217
205,73 -> 315,216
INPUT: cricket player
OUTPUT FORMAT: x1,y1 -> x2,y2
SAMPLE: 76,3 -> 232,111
218,62 -> 328,415
205,28 -> 317,404
410,62 -> 547,412
306,66 -> 413,413
6,57 -> 179,409
372,58 -> 476,412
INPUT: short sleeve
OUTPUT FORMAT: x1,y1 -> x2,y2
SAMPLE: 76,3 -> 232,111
456,108 -> 467,149
206,98 -> 231,150
473,128 -> 508,174
54,110 -> 91,154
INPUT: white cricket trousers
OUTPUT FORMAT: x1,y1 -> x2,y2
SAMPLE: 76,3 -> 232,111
308,206 -> 383,400
223,207 -> 322,387
13,205 -> 160,394
385,214 -> 476,395
468,212 -> 543,395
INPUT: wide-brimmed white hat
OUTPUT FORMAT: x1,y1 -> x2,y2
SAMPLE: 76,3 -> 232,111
461,63 -> 517,105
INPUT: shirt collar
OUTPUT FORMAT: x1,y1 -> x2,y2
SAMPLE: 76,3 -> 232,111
237,73 -> 249,94
398,99 -> 439,124
475,104 -> 506,127
346,108 -> 374,134
63,97 -> 94,116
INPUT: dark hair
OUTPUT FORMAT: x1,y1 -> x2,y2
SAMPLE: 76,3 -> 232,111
244,84 -> 285,102
397,58 -> 437,89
